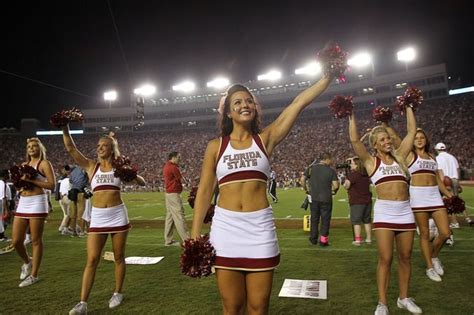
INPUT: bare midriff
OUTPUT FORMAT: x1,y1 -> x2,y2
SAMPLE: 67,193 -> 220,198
92,190 -> 123,208
218,181 -> 269,211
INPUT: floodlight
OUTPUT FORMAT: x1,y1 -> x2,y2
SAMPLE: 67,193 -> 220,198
207,77 -> 230,89
257,70 -> 282,81
397,47 -> 416,62
295,62 -> 321,75
103,90 -> 117,101
172,81 -> 196,93
134,84 -> 156,96
347,52 -> 372,67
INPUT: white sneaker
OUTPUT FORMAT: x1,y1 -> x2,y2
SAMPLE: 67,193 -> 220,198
445,234 -> 454,246
449,223 -> 460,229
397,297 -> 422,314
426,268 -> 442,282
374,302 -> 389,315
24,238 -> 32,245
19,275 -> 39,287
109,292 -> 123,309
431,257 -> 444,276
69,301 -> 88,315
20,261 -> 32,280
352,240 -> 362,246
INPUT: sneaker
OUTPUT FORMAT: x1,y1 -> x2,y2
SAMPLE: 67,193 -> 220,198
78,232 -> 87,238
352,240 -> 362,246
0,244 -> 15,255
449,223 -> 460,229
431,257 -> 444,276
445,234 -> 454,247
24,238 -> 32,245
69,302 -> 88,315
374,302 -> 389,315
426,268 -> 442,282
20,261 -> 32,280
19,275 -> 39,287
319,242 -> 329,247
397,297 -> 422,314
165,240 -> 180,247
365,239 -> 372,244
465,217 -> 472,224
109,292 -> 124,309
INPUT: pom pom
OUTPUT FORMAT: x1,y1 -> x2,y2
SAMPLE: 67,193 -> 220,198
112,156 -> 138,182
395,87 -> 423,114
316,42 -> 348,81
49,107 -> 84,128
203,204 -> 215,224
188,186 -> 199,209
372,105 -> 393,123
180,234 -> 216,278
328,95 -> 353,119
9,164 -> 38,190
443,196 -> 466,214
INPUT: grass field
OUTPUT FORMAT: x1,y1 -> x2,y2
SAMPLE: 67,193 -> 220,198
0,187 -> 473,314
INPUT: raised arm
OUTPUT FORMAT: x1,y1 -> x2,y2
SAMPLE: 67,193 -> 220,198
261,75 -> 333,154
191,139 -> 219,239
349,114 -> 374,171
61,124 -> 95,171
382,122 -> 402,149
395,107 -> 416,159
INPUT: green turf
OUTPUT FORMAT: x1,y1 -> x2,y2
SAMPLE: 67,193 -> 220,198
0,187 -> 473,314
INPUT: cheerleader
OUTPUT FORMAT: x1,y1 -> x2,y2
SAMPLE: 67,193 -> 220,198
349,107 -> 422,315
12,138 -> 55,287
61,124 -> 145,314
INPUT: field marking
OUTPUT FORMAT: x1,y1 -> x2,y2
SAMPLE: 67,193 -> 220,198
130,216 -> 143,219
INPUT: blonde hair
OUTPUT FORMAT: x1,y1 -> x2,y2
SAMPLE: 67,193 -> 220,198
25,137 -> 47,162
99,135 -> 121,159
369,126 -> 410,178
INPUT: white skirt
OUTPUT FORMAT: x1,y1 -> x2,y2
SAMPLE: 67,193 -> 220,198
373,199 -> 416,231
88,203 -> 130,234
15,194 -> 48,219
410,185 -> 445,212
210,205 -> 280,271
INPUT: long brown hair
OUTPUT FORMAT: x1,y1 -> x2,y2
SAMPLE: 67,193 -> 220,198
414,128 -> 431,154
219,84 -> 262,137
369,126 -> 410,178
25,137 -> 47,162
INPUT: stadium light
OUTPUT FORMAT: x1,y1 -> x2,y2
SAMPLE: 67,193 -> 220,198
207,77 -> 230,89
347,52 -> 372,68
295,62 -> 321,76
37,130 -> 84,136
103,90 -> 117,101
257,70 -> 282,81
172,81 -> 196,93
134,84 -> 156,96
397,47 -> 416,71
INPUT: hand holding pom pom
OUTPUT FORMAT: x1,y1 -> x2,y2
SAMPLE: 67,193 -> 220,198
9,164 -> 38,190
328,95 -> 353,119
395,87 -> 423,114
112,156 -> 138,182
50,107 -> 84,128
443,196 -> 466,214
188,186 -> 199,209
372,106 -> 393,123
203,204 -> 215,224
180,234 -> 216,278
316,42 -> 348,81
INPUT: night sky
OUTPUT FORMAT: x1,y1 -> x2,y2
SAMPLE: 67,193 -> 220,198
1,0 -> 472,129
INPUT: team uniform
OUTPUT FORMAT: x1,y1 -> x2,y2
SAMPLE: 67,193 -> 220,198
408,153 -> 445,212
88,164 -> 130,234
369,157 -> 416,231
211,134 -> 280,271
15,161 -> 48,219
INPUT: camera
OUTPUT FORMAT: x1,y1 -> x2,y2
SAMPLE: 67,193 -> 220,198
83,186 -> 93,199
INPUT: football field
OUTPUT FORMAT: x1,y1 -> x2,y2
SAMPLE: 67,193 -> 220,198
0,187 -> 473,314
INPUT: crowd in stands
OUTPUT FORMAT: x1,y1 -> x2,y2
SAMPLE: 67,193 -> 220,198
1,94 -> 473,191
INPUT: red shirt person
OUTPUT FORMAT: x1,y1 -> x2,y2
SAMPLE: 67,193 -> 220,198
162,152 -> 189,246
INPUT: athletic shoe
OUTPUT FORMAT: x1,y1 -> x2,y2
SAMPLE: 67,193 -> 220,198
374,302 -> 389,315
24,238 -> 32,245
165,240 -> 180,247
109,292 -> 124,309
0,244 -> 15,255
19,275 -> 39,287
449,223 -> 460,229
432,257 -> 444,276
0,237 -> 10,242
465,217 -> 472,224
397,297 -> 422,314
78,232 -> 87,238
445,234 -> 454,247
69,302 -> 88,315
20,261 -> 32,280
365,239 -> 372,244
319,242 -> 329,247
352,240 -> 362,246
426,268 -> 442,282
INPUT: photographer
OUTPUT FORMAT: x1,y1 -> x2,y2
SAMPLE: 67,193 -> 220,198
64,165 -> 89,237
301,153 -> 339,246
343,157 -> 372,246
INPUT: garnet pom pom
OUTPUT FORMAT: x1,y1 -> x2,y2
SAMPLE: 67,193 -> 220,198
395,87 -> 423,114
188,186 -> 199,209
443,196 -> 466,214
112,156 -> 138,182
49,107 -> 84,128
9,164 -> 38,190
203,204 -> 215,224
372,105 -> 393,123
180,234 -> 216,278
316,42 -> 348,81
328,95 -> 354,119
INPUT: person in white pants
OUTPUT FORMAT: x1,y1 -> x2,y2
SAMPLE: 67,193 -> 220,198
58,176 -> 71,233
